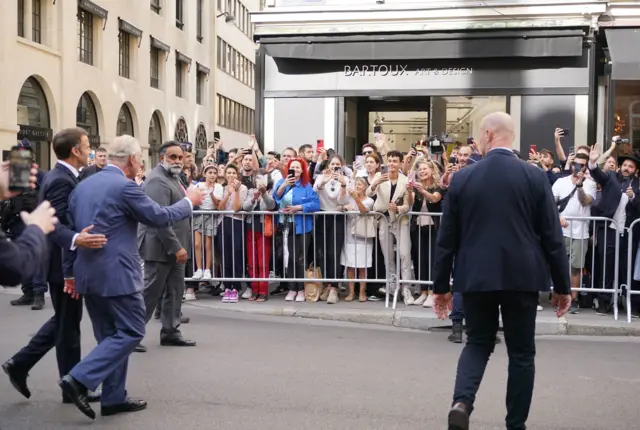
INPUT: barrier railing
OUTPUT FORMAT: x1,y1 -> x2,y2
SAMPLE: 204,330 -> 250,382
182,209 -> 627,321
187,210 -> 391,302
624,218 -> 640,323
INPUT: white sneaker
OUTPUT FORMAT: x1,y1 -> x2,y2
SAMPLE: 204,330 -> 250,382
242,288 -> 253,300
295,291 -> 305,302
193,269 -> 203,280
424,295 -> 435,308
402,288 -> 415,306
414,294 -> 427,306
202,269 -> 212,280
537,305 -> 543,311
285,291 -> 296,301
184,292 -> 196,301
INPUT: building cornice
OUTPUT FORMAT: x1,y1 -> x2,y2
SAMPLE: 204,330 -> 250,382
252,1 -> 608,36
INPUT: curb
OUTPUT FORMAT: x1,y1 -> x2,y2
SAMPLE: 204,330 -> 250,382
182,301 -> 632,336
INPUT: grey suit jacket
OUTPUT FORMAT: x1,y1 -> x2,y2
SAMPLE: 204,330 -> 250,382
138,165 -> 192,263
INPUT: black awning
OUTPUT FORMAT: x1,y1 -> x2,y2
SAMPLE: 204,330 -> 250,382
606,28 -> 640,80
119,18 -> 142,38
79,0 -> 108,20
196,62 -> 210,74
260,30 -> 585,61
150,36 -> 170,52
176,50 -> 192,65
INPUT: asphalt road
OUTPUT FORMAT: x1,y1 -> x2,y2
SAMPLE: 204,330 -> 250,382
0,294 -> 639,430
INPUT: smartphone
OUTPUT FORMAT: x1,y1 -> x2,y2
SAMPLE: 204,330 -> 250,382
373,125 -> 382,134
561,128 -> 571,137
529,145 -> 537,154
9,145 -> 33,192
408,171 -> 416,182
355,155 -> 364,166
333,166 -> 341,173
316,139 -> 324,152
381,165 -> 388,174
288,169 -> 295,178
448,156 -> 457,165
568,146 -> 575,154
214,131 -> 221,141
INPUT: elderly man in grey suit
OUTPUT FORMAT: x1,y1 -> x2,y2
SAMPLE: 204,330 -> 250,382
135,141 -> 196,353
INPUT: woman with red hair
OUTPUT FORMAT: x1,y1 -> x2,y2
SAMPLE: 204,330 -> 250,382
272,158 -> 320,301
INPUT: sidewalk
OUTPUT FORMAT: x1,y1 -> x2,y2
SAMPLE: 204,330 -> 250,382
184,291 -> 640,336
3,286 -> 638,336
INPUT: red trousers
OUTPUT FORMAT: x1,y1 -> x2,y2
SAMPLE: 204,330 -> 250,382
246,230 -> 272,295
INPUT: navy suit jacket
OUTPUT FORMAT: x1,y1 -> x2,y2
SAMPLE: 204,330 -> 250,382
39,163 -> 80,282
432,148 -> 571,295
0,226 -> 47,286
66,165 -> 192,297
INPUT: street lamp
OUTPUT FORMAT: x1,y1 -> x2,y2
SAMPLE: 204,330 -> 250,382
217,12 -> 235,24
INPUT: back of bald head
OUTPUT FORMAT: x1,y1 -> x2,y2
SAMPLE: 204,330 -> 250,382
481,112 -> 515,147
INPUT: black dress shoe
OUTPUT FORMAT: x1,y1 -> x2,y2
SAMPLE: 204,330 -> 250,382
2,359 -> 31,399
101,398 -> 147,416
180,316 -> 190,324
63,389 -> 101,404
134,344 -> 147,353
10,295 -> 34,306
58,375 -> 95,420
31,294 -> 45,311
160,337 -> 196,347
448,403 -> 470,430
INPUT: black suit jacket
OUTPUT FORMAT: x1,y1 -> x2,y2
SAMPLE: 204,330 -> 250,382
39,163 -> 80,283
432,148 -> 571,295
0,226 -> 47,286
78,164 -> 102,181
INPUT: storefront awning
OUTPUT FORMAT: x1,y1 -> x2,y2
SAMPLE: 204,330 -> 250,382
259,30 -> 585,61
606,29 -> 640,81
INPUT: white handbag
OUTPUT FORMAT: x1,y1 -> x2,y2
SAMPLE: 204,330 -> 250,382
350,216 -> 377,239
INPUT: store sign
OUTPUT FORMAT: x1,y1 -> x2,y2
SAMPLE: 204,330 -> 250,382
344,65 -> 473,77
17,125 -> 52,141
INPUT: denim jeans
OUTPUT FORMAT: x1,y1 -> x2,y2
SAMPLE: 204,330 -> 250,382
449,292 -> 464,322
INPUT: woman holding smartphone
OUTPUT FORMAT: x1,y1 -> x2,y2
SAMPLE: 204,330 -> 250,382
273,158 -> 320,302
217,164 -> 248,303
314,155 -> 349,304
407,159 -> 443,307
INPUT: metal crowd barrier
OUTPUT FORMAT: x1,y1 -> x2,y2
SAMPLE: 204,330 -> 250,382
187,210 -> 391,297
624,218 -> 640,323
183,209 -> 627,321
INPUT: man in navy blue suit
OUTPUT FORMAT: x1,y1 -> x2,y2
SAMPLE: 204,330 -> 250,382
58,135 -> 204,420
3,128 -> 107,403
432,112 -> 572,430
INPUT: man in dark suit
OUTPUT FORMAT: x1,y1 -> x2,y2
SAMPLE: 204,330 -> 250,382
432,112 -> 572,430
78,146 -> 107,181
57,135 -> 203,420
3,128 -> 107,403
136,142 -> 196,353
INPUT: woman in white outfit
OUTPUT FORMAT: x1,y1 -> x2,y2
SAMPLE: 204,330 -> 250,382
340,177 -> 375,302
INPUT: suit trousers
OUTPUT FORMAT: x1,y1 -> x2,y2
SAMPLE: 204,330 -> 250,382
12,280 -> 82,379
453,291 -> 538,430
378,221 -> 413,283
143,261 -> 186,339
70,293 -> 145,407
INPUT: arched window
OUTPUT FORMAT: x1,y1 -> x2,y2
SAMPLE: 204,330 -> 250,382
148,111 -> 163,167
76,92 -> 100,147
117,103 -> 134,137
174,117 -> 188,142
17,76 -> 52,169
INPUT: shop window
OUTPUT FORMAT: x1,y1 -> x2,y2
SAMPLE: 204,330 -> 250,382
613,81 -> 640,149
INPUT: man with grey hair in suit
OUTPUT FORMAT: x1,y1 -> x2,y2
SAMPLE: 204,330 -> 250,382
135,141 -> 196,353
58,135 -> 203,419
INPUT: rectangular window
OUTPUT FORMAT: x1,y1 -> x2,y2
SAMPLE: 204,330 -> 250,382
77,9 -> 94,65
196,71 -> 205,105
217,0 -> 222,11
176,62 -> 184,98
150,0 -> 161,13
196,0 -> 203,42
32,0 -> 41,43
18,0 -> 25,37
175,0 -> 184,29
217,37 -> 223,68
150,47 -> 160,89
118,31 -> 131,78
